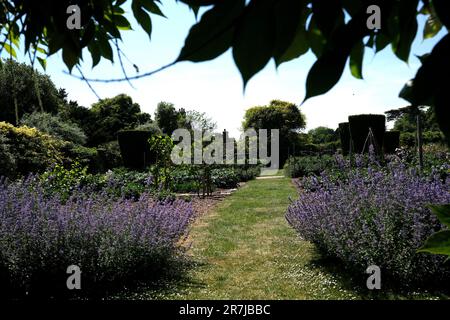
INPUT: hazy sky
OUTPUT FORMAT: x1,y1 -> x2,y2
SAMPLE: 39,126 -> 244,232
33,2 -> 446,137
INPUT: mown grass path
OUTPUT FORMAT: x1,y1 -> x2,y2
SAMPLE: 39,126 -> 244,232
149,177 -> 363,300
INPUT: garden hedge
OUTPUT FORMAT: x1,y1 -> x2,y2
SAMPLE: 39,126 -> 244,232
348,114 -> 386,154
383,131 -> 400,154
117,130 -> 156,169
338,122 -> 351,156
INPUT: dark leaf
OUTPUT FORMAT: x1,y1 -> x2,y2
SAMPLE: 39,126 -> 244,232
433,0 -> 450,29
350,41 -> 364,79
423,14 -> 442,39
132,0 -> 153,38
418,230 -> 450,256
429,204 -> 450,228
37,57 -> 47,70
273,0 -> 304,66
393,0 -> 418,62
304,52 -> 347,101
307,17 -> 326,58
375,33 -> 390,52
311,0 -> 343,37
88,42 -> 101,67
141,0 -> 166,17
232,0 -> 277,88
178,0 -> 245,62
62,47 -> 79,72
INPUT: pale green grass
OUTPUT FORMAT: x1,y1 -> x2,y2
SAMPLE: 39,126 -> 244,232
119,178 -> 447,300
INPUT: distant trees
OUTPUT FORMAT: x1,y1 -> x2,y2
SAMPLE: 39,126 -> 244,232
21,112 -> 87,145
386,105 -> 445,146
154,102 -> 190,135
0,60 -> 62,124
242,100 -> 306,164
88,94 -> 150,146
308,126 -> 338,144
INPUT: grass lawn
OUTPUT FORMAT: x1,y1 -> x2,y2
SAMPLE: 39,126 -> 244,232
121,176 -> 448,300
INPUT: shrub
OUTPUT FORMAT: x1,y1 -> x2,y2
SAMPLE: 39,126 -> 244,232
95,141 -> 123,172
40,162 -> 92,201
0,122 -> 63,178
348,114 -> 386,154
286,162 -> 450,286
383,130 -> 400,154
338,122 -> 351,156
0,177 -> 194,298
284,155 -> 336,178
234,165 -> 260,182
211,167 -> 239,189
21,112 -> 87,145
118,130 -> 155,169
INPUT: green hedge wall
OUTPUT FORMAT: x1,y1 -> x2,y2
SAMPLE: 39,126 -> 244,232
338,122 -> 351,156
117,130 -> 156,170
348,114 -> 386,154
383,131 -> 400,154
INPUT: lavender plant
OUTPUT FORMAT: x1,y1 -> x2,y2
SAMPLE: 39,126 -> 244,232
0,176 -> 194,298
286,160 -> 450,286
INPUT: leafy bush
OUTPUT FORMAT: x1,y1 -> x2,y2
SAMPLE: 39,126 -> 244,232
118,130 -> 155,169
0,122 -> 63,178
100,168 -> 153,200
286,161 -> 450,286
419,204 -> 450,259
95,141 -> 123,172
21,112 -> 87,145
40,162 -> 92,201
338,122 -> 350,156
383,130 -> 400,154
0,177 -> 194,298
234,165 -> 261,182
211,168 -> 239,189
284,155 -> 336,178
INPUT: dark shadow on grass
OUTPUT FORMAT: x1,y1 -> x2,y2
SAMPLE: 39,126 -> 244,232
109,257 -> 210,300
306,249 -> 450,300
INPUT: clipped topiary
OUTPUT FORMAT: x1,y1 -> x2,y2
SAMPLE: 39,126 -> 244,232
348,114 -> 386,154
338,122 -> 351,156
117,130 -> 156,170
383,130 -> 400,154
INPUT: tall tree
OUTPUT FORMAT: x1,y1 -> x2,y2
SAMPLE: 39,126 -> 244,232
89,94 -> 148,146
242,100 -> 306,164
0,60 -> 62,124
154,102 -> 189,135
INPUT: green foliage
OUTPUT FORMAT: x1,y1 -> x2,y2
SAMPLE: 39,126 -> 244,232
134,121 -> 162,134
20,112 -> 87,145
154,102 -> 189,135
0,122 -> 63,178
243,100 -> 306,165
0,60 -> 62,124
419,204 -> 450,259
95,141 -> 123,172
308,126 -> 338,144
348,114 -> 386,154
89,94 -> 150,146
40,162 -> 91,200
117,130 -> 154,170
148,134 -> 174,189
284,155 -> 336,178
